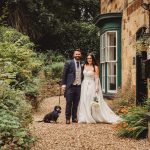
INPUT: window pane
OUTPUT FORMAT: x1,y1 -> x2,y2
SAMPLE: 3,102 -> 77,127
100,36 -> 102,49
102,77 -> 105,91
102,48 -> 105,62
100,31 -> 118,93
108,76 -> 116,90
108,63 -> 116,76
102,64 -> 105,76
108,47 -> 116,61
101,64 -> 105,91
102,34 -> 106,48
100,34 -> 106,62
100,48 -> 102,62
101,64 -> 105,92
107,32 -> 116,46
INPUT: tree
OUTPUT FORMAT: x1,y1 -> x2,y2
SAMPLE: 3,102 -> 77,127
0,0 -> 100,57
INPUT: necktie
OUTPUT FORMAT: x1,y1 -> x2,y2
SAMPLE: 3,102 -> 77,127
76,61 -> 79,68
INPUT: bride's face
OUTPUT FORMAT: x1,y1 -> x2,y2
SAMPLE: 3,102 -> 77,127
87,55 -> 93,65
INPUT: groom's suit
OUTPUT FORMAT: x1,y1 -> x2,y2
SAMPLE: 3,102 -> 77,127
61,59 -> 84,121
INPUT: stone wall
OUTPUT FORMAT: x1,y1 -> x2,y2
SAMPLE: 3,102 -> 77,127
121,1 -> 149,91
100,0 -> 145,14
100,0 -> 125,14
99,0 -> 149,92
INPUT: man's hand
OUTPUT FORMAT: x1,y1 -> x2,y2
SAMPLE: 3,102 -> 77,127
61,85 -> 66,91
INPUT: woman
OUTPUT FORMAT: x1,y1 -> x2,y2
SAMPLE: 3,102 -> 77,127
78,53 -> 121,124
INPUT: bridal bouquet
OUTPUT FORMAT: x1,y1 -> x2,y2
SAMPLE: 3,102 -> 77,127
91,96 -> 100,107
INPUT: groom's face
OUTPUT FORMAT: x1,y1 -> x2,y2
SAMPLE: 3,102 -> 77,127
73,51 -> 81,61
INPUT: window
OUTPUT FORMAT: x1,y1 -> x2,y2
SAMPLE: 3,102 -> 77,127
100,31 -> 117,93
101,64 -> 105,91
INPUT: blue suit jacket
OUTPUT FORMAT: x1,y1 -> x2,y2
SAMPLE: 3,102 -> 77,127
61,59 -> 84,89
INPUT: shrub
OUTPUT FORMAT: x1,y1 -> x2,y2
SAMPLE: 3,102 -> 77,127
50,62 -> 64,82
116,99 -> 150,139
135,36 -> 150,54
113,70 -> 135,113
114,69 -> 149,139
44,65 -> 52,79
0,26 -> 44,104
43,51 -> 65,81
0,82 -> 34,149
0,26 -> 43,149
43,50 -> 66,65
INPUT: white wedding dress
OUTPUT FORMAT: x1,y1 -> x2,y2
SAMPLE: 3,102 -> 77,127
78,69 -> 121,124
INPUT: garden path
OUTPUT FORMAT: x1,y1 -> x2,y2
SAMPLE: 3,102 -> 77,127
31,96 -> 150,150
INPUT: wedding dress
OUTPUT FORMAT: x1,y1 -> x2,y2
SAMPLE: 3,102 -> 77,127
78,69 -> 121,124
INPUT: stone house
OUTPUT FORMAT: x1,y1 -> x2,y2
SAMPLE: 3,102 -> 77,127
95,0 -> 150,103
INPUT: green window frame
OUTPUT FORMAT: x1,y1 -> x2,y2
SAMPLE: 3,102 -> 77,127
100,31 -> 118,93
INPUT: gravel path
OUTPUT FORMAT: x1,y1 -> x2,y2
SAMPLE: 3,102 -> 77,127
31,96 -> 150,150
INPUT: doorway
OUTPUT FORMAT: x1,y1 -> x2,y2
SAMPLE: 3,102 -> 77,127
136,27 -> 148,104
136,51 -> 147,104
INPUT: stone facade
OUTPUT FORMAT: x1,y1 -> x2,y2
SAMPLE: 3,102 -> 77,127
122,1 -> 148,90
100,0 -> 124,14
99,0 -> 149,92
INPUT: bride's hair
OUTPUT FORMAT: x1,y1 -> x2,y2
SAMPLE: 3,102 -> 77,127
85,53 -> 97,72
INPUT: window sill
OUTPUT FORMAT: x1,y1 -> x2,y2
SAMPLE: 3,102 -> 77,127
103,93 -> 115,100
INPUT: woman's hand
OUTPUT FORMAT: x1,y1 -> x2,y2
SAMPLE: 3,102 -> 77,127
96,87 -> 99,93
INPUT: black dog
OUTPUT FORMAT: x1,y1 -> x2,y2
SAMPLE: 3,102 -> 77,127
37,106 -> 61,123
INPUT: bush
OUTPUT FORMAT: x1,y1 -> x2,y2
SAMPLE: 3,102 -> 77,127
43,50 -> 66,65
0,26 -> 43,149
0,82 -> 34,149
114,72 -> 149,139
44,65 -> 52,79
0,26 -> 44,104
113,71 -> 135,113
135,36 -> 150,54
43,51 -> 65,82
50,62 -> 64,82
116,99 -> 150,139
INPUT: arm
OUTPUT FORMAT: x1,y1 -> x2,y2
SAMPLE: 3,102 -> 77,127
94,66 -> 99,93
61,61 -> 70,89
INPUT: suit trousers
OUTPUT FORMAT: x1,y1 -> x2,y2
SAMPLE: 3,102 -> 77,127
65,85 -> 81,120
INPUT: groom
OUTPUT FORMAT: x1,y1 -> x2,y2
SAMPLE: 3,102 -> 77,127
61,48 -> 83,124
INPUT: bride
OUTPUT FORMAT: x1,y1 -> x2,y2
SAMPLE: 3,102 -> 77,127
78,53 -> 121,124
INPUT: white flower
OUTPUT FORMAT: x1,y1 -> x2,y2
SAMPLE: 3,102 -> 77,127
91,96 -> 100,107
81,63 -> 84,67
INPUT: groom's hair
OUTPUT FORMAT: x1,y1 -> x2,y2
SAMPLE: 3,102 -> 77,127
74,48 -> 81,53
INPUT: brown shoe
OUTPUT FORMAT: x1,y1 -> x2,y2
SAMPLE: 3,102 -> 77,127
66,120 -> 70,124
72,119 -> 78,123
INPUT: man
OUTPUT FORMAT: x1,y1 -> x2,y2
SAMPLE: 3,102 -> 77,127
61,49 -> 83,124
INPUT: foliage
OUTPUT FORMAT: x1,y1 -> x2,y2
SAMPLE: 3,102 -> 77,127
43,51 -> 65,82
44,62 -> 64,88
113,69 -> 149,139
116,107 -> 148,139
0,26 -> 43,97
113,72 -> 135,113
114,86 -> 135,108
0,82 -> 35,149
55,21 -> 99,58
116,99 -> 150,139
43,50 -> 66,65
135,36 -> 150,54
50,62 -> 64,82
0,0 -> 99,32
0,26 -> 44,149
0,0 -> 99,58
